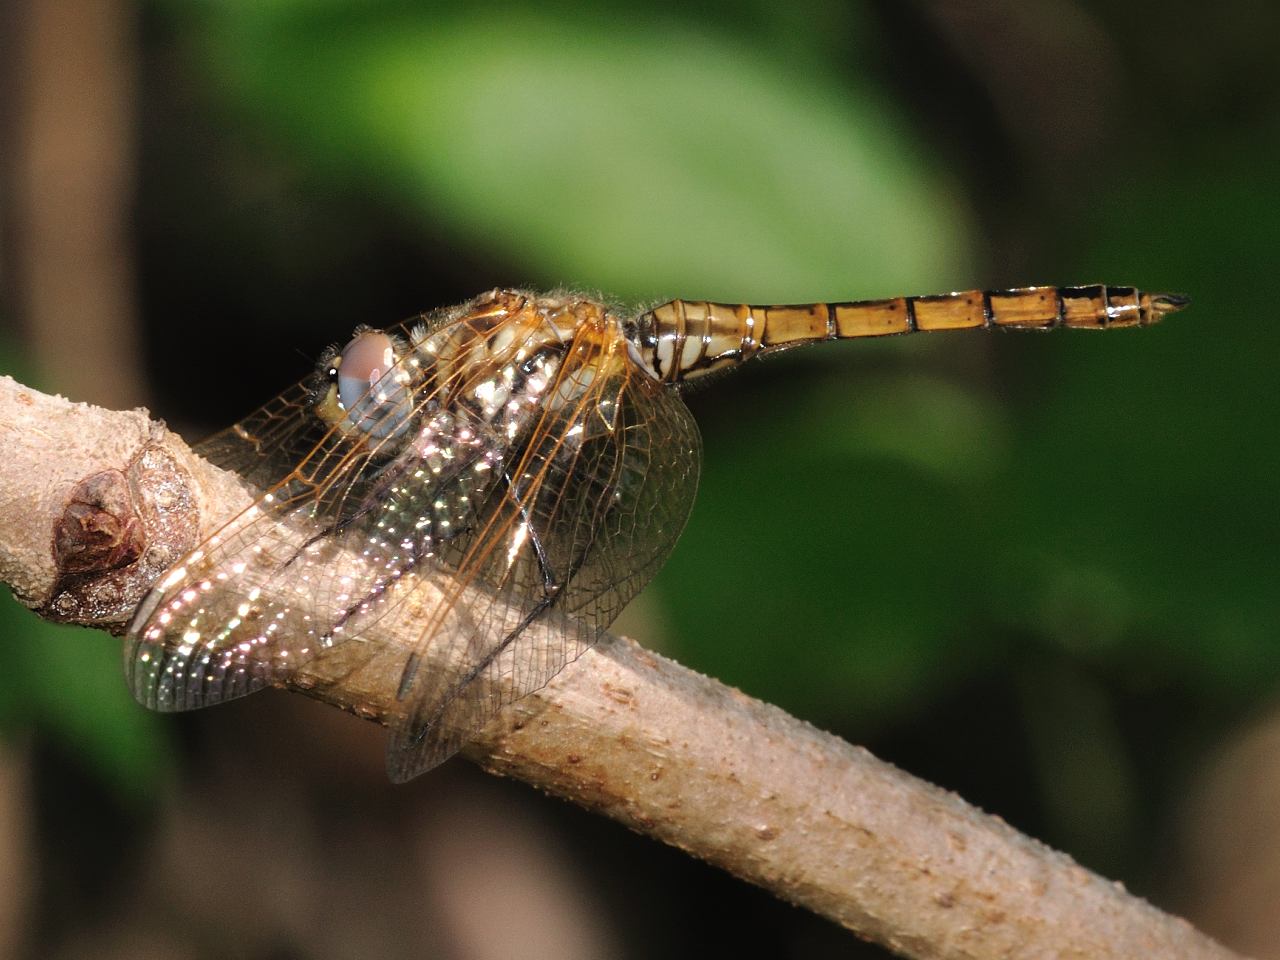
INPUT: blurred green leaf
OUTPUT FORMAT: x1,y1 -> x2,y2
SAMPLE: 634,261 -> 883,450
1003,140 -> 1280,691
804,372 -> 1012,483
0,594 -> 169,801
654,143 -> 1280,721
654,361 -> 1010,725
180,1 -> 972,300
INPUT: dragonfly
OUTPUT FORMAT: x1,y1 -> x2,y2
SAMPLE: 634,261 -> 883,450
125,284 -> 1187,781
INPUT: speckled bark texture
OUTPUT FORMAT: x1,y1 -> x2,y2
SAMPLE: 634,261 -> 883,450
0,374 -> 1245,960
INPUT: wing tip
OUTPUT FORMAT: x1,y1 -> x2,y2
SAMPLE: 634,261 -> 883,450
385,717 -> 462,783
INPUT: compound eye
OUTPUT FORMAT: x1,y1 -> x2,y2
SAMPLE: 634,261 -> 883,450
335,330 -> 413,440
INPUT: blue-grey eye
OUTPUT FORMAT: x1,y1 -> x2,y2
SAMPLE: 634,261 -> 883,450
334,331 -> 413,441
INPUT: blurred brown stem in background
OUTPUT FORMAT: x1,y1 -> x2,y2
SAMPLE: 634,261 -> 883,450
5,0 -> 144,408
0,738 -> 32,960
1180,706 -> 1280,960
1,5 -> 142,954
0,374 -> 1245,960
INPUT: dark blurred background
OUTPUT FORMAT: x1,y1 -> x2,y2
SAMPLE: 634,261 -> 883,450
1,1 -> 1277,957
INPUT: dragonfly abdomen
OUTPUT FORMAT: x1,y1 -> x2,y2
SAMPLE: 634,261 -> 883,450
635,285 -> 1188,384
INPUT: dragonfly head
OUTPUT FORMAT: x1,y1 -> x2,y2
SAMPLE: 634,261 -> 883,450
315,327 -> 416,445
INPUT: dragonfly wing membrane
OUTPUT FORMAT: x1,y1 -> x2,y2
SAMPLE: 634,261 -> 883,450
124,309 -> 541,715
194,382 -> 321,489
386,334 -> 701,781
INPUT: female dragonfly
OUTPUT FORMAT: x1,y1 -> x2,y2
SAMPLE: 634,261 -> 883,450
126,284 -> 1187,781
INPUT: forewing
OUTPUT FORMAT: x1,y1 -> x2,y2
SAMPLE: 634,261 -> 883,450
124,316 -> 522,713
386,332 -> 701,781
194,381 -> 324,490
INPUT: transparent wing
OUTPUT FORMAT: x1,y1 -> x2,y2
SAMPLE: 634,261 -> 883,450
194,381 -> 327,489
385,327 -> 701,781
125,297 -> 701,783
124,308 -> 535,713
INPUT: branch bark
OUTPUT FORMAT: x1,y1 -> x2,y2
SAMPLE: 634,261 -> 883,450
0,374 -> 1244,960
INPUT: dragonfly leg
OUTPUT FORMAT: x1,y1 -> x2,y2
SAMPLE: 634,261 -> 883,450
502,468 -> 559,598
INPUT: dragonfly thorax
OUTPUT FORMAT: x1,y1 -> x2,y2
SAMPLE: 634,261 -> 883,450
314,294 -> 588,467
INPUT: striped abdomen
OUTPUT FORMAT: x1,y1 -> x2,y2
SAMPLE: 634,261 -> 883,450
632,285 -> 1189,384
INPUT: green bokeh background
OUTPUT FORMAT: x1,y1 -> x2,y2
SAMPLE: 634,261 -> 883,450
2,0 -> 1277,953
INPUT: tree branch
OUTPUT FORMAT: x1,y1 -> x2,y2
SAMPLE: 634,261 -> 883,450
0,374 -> 1242,960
